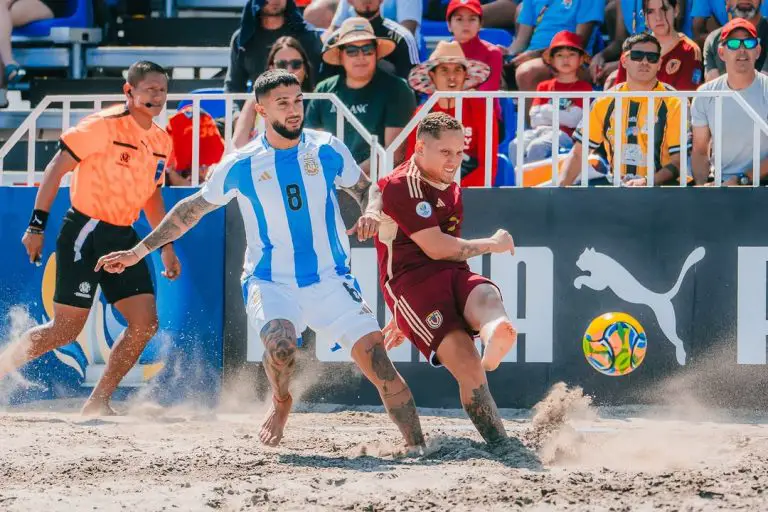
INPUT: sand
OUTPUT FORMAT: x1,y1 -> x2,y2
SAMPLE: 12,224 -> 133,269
2,382 -> 768,512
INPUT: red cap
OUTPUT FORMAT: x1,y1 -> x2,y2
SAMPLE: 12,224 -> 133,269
543,30 -> 588,64
446,0 -> 483,21
721,18 -> 758,41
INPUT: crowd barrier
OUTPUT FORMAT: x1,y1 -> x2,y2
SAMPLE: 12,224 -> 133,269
4,89 -> 768,188
2,187 -> 768,408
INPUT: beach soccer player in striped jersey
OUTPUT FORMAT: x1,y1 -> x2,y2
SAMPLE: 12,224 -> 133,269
96,69 -> 425,450
375,112 -> 519,447
0,60 -> 179,417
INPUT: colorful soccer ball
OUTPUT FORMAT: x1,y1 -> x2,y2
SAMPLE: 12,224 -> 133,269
582,312 -> 647,376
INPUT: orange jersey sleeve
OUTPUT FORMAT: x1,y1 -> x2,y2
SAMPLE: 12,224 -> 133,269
59,114 -> 109,162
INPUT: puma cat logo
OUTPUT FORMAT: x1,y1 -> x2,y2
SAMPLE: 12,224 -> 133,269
574,247 -> 706,366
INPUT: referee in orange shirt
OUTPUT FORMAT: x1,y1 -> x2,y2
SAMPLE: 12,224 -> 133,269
0,61 -> 181,416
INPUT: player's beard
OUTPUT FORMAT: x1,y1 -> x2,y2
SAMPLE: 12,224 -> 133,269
272,118 -> 304,140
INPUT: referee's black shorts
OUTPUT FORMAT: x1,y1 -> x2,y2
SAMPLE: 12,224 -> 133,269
54,208 -> 154,309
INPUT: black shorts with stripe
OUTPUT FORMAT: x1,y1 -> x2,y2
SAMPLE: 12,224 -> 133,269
54,208 -> 154,309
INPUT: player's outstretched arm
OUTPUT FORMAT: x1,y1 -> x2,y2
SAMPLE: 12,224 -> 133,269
410,228 -> 515,262
95,191 -> 221,273
342,173 -> 383,241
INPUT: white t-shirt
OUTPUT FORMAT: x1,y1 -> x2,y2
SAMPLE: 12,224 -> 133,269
691,72 -> 768,179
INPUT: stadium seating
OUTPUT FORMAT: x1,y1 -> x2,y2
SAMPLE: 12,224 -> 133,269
11,0 -> 93,38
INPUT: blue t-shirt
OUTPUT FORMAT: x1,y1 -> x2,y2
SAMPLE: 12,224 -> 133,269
518,0 -> 606,52
621,0 -> 694,37
691,0 -> 768,25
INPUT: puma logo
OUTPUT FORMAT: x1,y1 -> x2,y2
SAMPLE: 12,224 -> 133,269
574,247 -> 706,366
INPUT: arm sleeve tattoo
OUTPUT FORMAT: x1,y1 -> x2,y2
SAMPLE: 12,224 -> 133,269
141,191 -> 221,252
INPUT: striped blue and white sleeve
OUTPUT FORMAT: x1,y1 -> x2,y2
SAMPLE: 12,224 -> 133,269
329,136 -> 362,189
200,152 -> 240,206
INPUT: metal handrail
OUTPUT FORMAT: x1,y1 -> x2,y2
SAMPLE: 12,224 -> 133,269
0,92 -> 381,186
382,89 -> 765,187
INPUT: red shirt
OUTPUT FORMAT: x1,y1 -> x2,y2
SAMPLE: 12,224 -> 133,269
167,105 -> 225,172
616,35 -> 703,91
405,99 -> 499,187
460,35 -> 503,91
531,78 -> 594,137
375,158 -> 467,294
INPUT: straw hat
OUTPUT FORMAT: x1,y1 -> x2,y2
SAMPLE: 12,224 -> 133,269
322,17 -> 397,66
407,40 -> 491,94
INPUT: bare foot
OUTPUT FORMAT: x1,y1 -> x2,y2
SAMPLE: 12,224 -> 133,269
481,319 -> 518,372
259,394 -> 292,446
81,399 -> 118,417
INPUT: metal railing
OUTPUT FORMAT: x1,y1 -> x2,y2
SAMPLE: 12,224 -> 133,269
5,89 -> 768,188
0,92 -> 382,187
382,89 -> 768,187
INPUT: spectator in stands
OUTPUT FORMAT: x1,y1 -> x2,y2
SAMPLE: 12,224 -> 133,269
703,0 -> 768,80
0,0 -> 65,107
233,36 -> 315,148
305,0 -> 421,37
319,0 -> 420,80
428,0 -> 520,29
305,17 -> 416,173
693,0 -> 768,48
446,0 -> 502,92
560,33 -> 687,187
614,0 -> 703,90
224,0 -> 322,94
165,106 -> 225,186
506,0 -> 605,91
692,18 -> 768,185
596,0 -> 692,86
405,41 -> 497,187
509,31 -> 593,164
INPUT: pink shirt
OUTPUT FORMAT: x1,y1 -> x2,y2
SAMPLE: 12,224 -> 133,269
459,35 -> 503,91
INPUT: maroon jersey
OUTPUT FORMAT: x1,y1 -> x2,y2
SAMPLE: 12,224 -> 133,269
375,158 -> 467,295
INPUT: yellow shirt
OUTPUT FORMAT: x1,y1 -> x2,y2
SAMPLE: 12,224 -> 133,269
573,81 -> 688,178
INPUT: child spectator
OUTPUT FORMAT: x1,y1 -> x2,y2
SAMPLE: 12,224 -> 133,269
446,0 -> 502,91
406,41 -> 497,187
509,31 -> 593,164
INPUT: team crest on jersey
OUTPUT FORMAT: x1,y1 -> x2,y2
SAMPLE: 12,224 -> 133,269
426,310 -> 443,329
666,59 -> 681,75
562,0 -> 573,9
303,153 -> 320,176
416,201 -> 433,218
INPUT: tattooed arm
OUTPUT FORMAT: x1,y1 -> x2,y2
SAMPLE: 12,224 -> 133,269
410,227 -> 516,262
464,383 -> 508,446
95,190 -> 222,273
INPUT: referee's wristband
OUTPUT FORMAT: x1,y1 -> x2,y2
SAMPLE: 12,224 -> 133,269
28,209 -> 49,231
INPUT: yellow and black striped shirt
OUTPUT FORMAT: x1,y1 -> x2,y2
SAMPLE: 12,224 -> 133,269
573,81 -> 689,178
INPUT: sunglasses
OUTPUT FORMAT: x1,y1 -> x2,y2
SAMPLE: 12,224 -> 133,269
628,50 -> 661,63
342,42 -> 377,57
275,59 -> 304,71
723,37 -> 759,50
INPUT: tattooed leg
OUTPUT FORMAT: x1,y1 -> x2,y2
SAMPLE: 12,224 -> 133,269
351,331 -> 425,449
436,330 -> 508,446
258,319 -> 298,447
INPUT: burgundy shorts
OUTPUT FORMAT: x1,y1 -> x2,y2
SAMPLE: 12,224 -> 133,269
384,268 -> 498,366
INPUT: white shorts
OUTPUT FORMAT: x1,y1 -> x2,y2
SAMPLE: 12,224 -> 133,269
243,273 -> 379,351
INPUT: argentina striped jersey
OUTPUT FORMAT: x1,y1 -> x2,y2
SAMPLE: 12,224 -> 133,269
201,129 -> 360,287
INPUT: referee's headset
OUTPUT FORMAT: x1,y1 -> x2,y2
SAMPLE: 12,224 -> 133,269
128,88 -> 161,109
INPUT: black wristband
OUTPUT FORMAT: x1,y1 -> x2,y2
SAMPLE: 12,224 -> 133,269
29,209 -> 49,231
